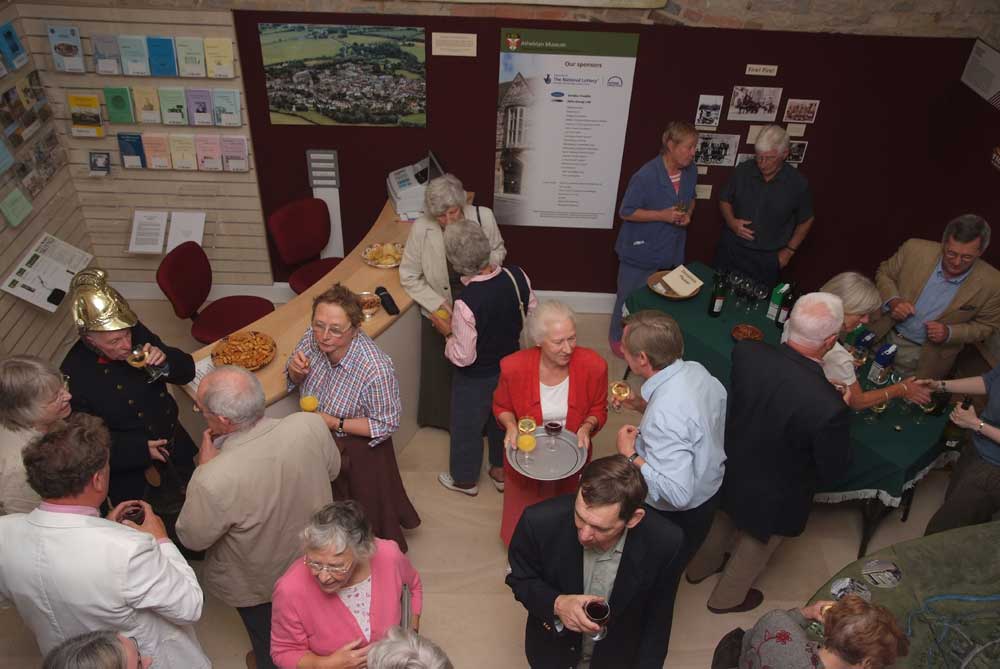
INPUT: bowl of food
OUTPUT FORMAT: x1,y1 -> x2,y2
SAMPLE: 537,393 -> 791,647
362,242 -> 404,268
211,330 -> 277,370
731,324 -> 764,342
357,292 -> 382,320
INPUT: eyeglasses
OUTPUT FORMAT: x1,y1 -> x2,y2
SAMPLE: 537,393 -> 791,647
61,374 -> 70,390
128,637 -> 143,669
311,322 -> 353,338
304,557 -> 353,575
944,250 -> 978,263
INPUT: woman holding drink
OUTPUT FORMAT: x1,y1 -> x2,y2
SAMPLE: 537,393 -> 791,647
493,301 -> 608,546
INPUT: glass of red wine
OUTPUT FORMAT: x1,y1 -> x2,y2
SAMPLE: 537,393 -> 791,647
544,421 -> 561,453
585,599 -> 610,641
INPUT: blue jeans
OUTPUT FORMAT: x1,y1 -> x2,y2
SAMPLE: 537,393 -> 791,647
609,261 -> 657,343
450,370 -> 505,484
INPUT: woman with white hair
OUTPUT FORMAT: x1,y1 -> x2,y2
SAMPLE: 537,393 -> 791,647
781,272 -> 931,409
43,630 -> 152,669
368,627 -> 452,669
431,220 -> 535,497
400,173 -> 507,431
271,501 -> 422,669
0,355 -> 72,514
493,301 -> 608,545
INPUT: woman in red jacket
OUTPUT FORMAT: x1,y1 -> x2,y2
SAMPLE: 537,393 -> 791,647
493,301 -> 609,546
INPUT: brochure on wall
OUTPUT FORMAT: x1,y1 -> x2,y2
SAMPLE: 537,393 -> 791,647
16,72 -> 49,117
141,133 -> 171,169
0,142 -> 13,175
0,22 -> 29,70
212,89 -> 241,126
91,34 -> 122,75
117,132 -> 146,168
195,134 -> 222,171
2,234 -> 93,312
0,187 -> 32,227
47,25 -> 84,73
158,87 -> 188,125
169,134 -> 196,170
118,35 -> 150,76
103,87 -> 135,124
494,28 -> 638,229
220,135 -> 248,172
128,210 -> 167,254
186,88 -> 213,126
1,84 -> 44,147
132,86 -> 161,123
89,151 -> 111,176
203,37 -> 234,78
166,211 -> 206,252
147,36 -> 178,77
175,37 -> 206,78
68,93 -> 104,137
15,129 -> 66,197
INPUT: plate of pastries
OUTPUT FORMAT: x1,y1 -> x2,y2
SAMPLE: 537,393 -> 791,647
731,324 -> 764,342
362,242 -> 404,268
211,331 -> 277,371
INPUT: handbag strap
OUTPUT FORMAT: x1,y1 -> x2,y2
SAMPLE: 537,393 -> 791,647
502,267 -> 527,324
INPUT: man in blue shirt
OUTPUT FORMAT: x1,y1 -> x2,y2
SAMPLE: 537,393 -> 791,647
924,365 -> 1000,535
610,122 -> 698,356
872,215 -> 1000,379
614,309 -> 727,564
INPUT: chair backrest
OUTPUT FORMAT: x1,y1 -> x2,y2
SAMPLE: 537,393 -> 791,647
266,198 -> 331,265
156,241 -> 212,319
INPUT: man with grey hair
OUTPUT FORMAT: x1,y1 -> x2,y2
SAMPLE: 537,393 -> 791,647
687,293 -> 850,614
176,366 -> 341,669
715,124 -> 814,285
872,214 -> 1000,378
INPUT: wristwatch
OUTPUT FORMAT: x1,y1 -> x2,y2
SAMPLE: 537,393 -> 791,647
337,416 -> 345,432
627,452 -> 640,465
977,420 -> 985,433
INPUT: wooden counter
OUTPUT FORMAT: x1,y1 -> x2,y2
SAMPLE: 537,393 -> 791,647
186,199 -> 415,404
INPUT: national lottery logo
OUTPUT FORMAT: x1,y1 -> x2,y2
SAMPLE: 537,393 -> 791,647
506,34 -> 521,51
607,76 -> 624,88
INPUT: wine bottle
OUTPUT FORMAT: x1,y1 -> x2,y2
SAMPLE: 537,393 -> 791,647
707,272 -> 727,318
942,396 -> 973,449
776,285 -> 795,330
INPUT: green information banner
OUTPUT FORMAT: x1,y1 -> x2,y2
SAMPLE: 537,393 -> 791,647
500,28 -> 638,57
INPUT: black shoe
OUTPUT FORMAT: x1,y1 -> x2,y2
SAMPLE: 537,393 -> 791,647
708,588 -> 764,614
686,552 -> 730,585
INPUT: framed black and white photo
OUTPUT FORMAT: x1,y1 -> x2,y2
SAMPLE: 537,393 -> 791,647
787,140 -> 808,163
694,94 -> 723,128
695,133 -> 741,167
727,85 -> 783,122
783,98 -> 820,124
89,151 -> 110,176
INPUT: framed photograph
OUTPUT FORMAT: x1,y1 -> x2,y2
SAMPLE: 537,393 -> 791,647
694,94 -> 723,128
788,140 -> 808,164
783,98 -> 820,124
695,133 -> 741,167
727,85 -> 782,122
736,152 -> 755,165
89,151 -> 111,176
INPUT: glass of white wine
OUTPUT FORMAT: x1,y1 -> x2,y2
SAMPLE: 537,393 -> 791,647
609,381 -> 631,413
128,347 -> 169,384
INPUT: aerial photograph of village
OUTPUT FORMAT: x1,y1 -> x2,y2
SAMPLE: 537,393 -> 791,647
259,23 -> 426,127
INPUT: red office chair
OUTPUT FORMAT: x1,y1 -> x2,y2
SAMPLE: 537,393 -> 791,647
156,241 -> 275,344
267,198 -> 342,294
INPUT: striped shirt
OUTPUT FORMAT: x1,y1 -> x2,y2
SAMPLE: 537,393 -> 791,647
285,329 -> 401,446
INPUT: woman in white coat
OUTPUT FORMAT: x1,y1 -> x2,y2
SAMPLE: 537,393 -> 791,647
400,174 -> 506,430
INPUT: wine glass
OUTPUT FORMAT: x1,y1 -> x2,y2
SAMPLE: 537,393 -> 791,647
516,416 -> 537,465
544,421 -> 561,453
585,599 -> 610,642
889,371 -> 912,415
741,277 -> 755,313
609,381 -> 631,413
752,283 -> 769,313
729,272 -> 747,310
127,347 -> 169,384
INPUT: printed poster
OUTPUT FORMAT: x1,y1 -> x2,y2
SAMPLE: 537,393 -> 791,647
495,28 -> 638,229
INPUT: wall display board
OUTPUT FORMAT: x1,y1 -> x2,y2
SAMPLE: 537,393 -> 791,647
258,23 -> 426,127
494,28 -> 637,229
2,233 -> 93,312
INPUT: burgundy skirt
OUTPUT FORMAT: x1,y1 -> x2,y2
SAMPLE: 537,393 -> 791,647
332,434 -> 420,552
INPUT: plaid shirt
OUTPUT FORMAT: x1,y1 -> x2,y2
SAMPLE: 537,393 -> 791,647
285,329 -> 401,446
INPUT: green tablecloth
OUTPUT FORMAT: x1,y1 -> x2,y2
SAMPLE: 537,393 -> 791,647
623,262 -> 956,506
810,521 -> 1000,668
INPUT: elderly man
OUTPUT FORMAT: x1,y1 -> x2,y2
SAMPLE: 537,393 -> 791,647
60,268 -> 196,509
506,455 -> 686,668
176,366 -> 341,669
614,309 -> 727,564
687,293 -> 851,614
872,214 -> 1000,378
609,121 -> 699,354
43,631 -> 153,669
715,124 -> 814,285
0,413 -> 208,666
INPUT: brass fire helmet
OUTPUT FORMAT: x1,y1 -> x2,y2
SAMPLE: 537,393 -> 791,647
70,268 -> 138,333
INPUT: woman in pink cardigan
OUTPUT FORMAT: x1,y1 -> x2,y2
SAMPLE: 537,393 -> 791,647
270,501 -> 423,669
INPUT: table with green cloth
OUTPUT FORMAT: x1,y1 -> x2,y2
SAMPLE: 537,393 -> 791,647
808,521 -> 1000,668
623,261 -> 959,556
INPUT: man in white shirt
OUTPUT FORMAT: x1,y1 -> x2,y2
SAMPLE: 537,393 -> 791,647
615,309 -> 727,564
0,413 -> 208,668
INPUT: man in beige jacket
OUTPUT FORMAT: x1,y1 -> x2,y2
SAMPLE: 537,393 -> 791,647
872,214 -> 1000,379
176,366 -> 341,669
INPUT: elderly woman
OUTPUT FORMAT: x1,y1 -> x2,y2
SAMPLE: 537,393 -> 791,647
734,595 -> 909,669
286,285 -> 419,551
430,220 -> 535,496
0,355 -> 72,515
780,272 -> 932,409
271,501 -> 423,669
400,173 -> 506,430
493,301 -> 608,545
368,627 -> 452,669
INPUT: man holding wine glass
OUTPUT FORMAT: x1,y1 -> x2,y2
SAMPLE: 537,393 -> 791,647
506,455 -> 686,669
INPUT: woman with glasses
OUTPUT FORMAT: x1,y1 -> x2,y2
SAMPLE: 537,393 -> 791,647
286,285 -> 419,551
0,355 -> 72,514
43,630 -> 152,669
271,501 -> 422,669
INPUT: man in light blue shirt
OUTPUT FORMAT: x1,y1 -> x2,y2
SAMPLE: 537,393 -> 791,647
615,309 -> 727,563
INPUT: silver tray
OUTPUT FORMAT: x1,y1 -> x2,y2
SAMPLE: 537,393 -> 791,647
507,427 -> 587,482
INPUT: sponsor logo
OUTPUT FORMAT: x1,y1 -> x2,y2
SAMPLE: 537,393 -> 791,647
505,34 -> 521,51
